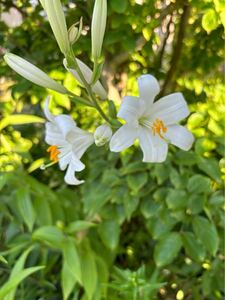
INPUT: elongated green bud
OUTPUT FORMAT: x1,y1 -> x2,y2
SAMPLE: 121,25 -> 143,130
39,0 -> 70,55
4,53 -> 68,94
91,0 -> 107,62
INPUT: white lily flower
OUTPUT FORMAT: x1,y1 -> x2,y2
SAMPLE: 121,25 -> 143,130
91,0 -> 107,61
39,0 -> 70,55
63,58 -> 107,100
4,53 -> 68,94
43,98 -> 94,185
94,124 -> 112,146
110,74 -> 194,162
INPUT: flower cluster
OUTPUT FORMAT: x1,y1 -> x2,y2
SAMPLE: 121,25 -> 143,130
4,0 -> 194,185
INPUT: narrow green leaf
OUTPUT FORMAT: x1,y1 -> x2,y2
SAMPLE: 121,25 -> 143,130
0,114 -> 44,131
16,186 -> 36,232
154,232 -> 182,267
79,241 -> 97,300
66,221 -> 96,233
5,246 -> 34,300
192,216 -> 219,256
32,226 -> 65,248
61,260 -> 77,300
0,266 -> 44,299
62,239 -> 82,284
98,220 -> 120,250
0,255 -> 8,264
34,196 -> 52,226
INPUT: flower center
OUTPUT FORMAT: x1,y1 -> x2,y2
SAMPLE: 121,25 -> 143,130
47,145 -> 60,162
152,119 -> 167,138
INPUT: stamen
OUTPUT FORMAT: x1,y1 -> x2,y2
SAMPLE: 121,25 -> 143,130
47,145 -> 60,162
152,119 -> 167,139
40,161 -> 58,170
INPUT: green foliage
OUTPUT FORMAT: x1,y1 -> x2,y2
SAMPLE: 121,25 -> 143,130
0,0 -> 224,299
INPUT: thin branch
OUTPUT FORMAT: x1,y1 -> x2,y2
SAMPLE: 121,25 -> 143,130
159,2 -> 190,97
155,15 -> 173,70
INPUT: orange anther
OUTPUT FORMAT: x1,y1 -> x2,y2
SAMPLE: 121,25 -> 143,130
47,145 -> 60,162
152,119 -> 167,139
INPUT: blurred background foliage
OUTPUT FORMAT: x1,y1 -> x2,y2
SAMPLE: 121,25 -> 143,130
0,0 -> 224,299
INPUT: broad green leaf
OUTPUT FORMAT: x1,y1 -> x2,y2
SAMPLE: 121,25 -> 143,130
32,226 -> 65,248
166,189 -> 189,210
127,172 -> 148,194
61,258 -> 77,300
110,0 -> 128,13
120,161 -> 148,175
16,186 -> 36,232
98,220 -> 120,250
187,175 -> 211,194
197,157 -> 221,182
192,216 -> 219,256
175,151 -> 197,166
79,242 -> 97,300
154,232 -> 182,267
123,194 -> 139,220
0,114 -> 44,131
66,221 -> 96,233
5,246 -> 34,300
62,239 -> 82,284
182,232 -> 206,262
83,184 -> 111,214
188,194 -> 206,214
141,198 -> 161,219
202,9 -> 219,33
0,266 -> 44,299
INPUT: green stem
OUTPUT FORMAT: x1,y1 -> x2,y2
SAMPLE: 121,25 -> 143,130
66,50 -> 113,125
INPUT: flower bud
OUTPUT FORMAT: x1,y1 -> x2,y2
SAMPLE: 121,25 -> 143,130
68,17 -> 83,45
39,0 -> 70,55
63,58 -> 107,100
4,53 -> 68,94
94,124 -> 112,146
91,0 -> 107,62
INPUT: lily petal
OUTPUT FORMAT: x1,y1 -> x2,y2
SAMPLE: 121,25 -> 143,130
54,114 -> 77,140
117,96 -> 141,123
44,97 -> 55,122
110,124 -> 138,152
63,58 -> 107,100
165,125 -> 194,151
138,74 -> 160,109
150,92 -> 190,125
64,154 -> 85,185
71,132 -> 94,158
139,127 -> 168,162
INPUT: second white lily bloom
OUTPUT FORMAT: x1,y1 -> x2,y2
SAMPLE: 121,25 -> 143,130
110,74 -> 194,162
44,98 -> 94,185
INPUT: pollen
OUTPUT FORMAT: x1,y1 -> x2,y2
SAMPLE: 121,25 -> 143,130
47,145 -> 60,162
152,118 -> 167,139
